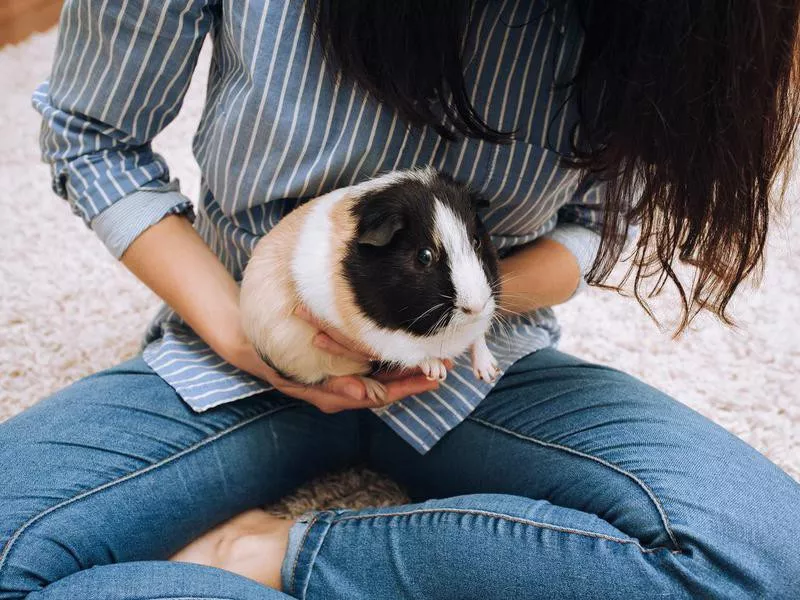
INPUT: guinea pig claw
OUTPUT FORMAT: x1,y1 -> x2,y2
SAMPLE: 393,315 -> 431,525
359,377 -> 388,406
474,362 -> 500,383
420,358 -> 448,382
471,340 -> 500,383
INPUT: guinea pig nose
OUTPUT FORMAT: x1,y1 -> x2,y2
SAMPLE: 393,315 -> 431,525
457,303 -> 482,316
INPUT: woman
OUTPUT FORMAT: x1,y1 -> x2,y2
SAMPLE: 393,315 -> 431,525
2,0 -> 799,597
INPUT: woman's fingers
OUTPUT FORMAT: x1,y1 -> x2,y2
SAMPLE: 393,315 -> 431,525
272,371 -> 441,413
311,332 -> 373,364
294,305 -> 376,361
382,375 -> 442,403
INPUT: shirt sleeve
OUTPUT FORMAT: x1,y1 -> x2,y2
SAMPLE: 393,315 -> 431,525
542,175 -> 637,296
32,0 -> 216,258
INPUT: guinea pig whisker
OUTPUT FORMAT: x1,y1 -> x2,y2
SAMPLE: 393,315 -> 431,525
406,302 -> 446,329
489,314 -> 515,354
490,274 -> 525,292
425,309 -> 450,338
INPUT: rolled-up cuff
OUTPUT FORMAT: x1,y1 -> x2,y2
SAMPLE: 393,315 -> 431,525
281,511 -> 334,599
543,223 -> 602,298
90,181 -> 194,259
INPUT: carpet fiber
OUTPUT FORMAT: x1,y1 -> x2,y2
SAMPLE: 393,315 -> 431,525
1,31 -> 798,516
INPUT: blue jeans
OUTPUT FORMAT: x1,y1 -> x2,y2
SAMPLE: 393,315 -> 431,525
1,349 -> 798,599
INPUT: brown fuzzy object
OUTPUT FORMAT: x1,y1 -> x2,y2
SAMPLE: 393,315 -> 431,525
264,468 -> 409,518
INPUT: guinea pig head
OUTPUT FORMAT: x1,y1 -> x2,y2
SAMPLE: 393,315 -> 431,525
344,171 -> 500,338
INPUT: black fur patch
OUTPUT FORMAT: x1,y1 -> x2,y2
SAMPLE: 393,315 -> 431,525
344,172 -> 499,336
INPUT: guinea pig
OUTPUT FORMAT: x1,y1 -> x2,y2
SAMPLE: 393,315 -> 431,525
240,167 -> 501,404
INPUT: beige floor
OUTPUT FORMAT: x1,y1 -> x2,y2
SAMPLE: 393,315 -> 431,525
1,30 -> 797,517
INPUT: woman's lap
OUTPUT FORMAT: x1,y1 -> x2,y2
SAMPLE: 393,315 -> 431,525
1,350 -> 798,598
363,348 -> 800,597
0,357 -> 361,599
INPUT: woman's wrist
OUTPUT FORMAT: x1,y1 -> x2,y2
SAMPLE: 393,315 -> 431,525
120,215 -> 272,380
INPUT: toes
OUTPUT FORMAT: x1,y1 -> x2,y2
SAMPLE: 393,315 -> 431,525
473,361 -> 500,383
421,363 -> 433,380
421,360 -> 447,381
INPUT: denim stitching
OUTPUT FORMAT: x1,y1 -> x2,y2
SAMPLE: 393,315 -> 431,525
288,512 -> 321,598
0,406 -> 291,576
333,508 -> 679,555
468,415 -> 683,552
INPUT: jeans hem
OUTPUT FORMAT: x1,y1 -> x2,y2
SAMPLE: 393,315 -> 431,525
283,511 -> 334,599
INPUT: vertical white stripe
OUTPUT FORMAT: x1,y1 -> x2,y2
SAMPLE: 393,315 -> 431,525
244,10 -> 308,209
129,2 -> 196,139
346,103 -> 384,185
388,125 -> 413,172
294,80 -> 352,198
366,111 -> 399,175
91,0 -> 147,120
50,0 -> 78,98
194,9 -> 238,160
452,0 -> 510,180
486,142 -> 533,205
538,11 -> 570,149
280,53 -> 332,198
262,12 -> 318,200
65,0 -> 112,157
153,10 -> 206,135
102,0 -> 173,126
523,11 -> 557,143
211,0 -> 266,202
221,0 -> 287,209
329,93 -> 374,190
311,87 -> 363,196
59,0 -> 104,111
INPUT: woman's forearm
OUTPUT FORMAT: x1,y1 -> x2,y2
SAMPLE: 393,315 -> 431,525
497,238 -> 582,314
120,215 -> 250,360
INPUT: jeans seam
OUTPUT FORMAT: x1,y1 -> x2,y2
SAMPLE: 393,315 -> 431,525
467,415 -> 683,553
288,512 -> 321,598
0,405 -> 291,577
332,508 -> 679,555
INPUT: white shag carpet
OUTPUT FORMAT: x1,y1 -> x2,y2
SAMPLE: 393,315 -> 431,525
1,31 -> 798,515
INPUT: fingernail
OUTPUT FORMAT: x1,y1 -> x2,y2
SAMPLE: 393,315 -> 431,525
344,383 -> 363,400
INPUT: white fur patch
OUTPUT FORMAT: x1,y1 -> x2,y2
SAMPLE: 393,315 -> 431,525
291,188 -> 350,328
433,198 -> 493,316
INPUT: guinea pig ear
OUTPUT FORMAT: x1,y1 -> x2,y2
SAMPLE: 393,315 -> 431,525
357,213 -> 406,247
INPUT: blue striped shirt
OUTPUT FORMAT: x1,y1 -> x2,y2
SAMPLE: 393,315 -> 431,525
34,0 -> 612,453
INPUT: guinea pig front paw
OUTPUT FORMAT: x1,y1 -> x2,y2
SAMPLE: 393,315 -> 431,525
419,358 -> 448,381
471,338 -> 500,383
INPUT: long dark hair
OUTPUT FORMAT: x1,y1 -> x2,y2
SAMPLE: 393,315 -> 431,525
312,0 -> 800,332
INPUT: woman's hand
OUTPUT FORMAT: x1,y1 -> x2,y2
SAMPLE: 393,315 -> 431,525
121,215 -> 441,414
290,305 -> 449,411
224,334 -> 443,413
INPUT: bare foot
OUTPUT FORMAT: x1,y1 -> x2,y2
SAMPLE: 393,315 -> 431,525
170,509 -> 294,590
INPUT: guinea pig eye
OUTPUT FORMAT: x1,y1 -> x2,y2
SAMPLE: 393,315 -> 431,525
417,248 -> 434,267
